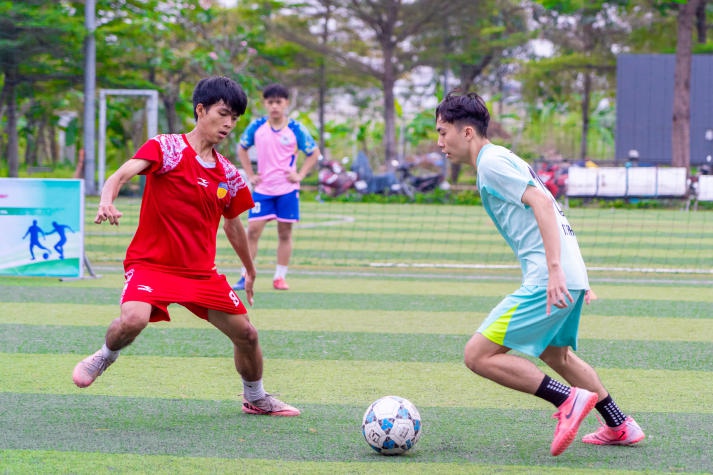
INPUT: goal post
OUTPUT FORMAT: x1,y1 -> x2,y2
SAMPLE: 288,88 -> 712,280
97,89 -> 159,192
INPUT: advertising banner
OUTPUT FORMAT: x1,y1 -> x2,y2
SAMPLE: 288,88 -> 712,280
0,178 -> 84,278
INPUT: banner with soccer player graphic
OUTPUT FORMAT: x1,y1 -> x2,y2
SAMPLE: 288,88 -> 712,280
0,178 -> 84,277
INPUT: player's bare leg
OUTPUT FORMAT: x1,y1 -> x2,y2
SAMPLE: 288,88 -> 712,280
464,333 -> 544,393
273,221 -> 293,290
207,310 -> 263,381
246,219 -> 268,262
539,346 -> 607,399
207,310 -> 299,416
73,301 -> 151,388
464,333 -> 596,456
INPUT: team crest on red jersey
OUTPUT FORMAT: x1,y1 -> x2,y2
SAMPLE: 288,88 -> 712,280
217,182 -> 228,199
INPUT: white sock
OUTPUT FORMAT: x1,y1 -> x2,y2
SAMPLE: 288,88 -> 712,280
101,343 -> 119,362
243,379 -> 266,401
240,266 -> 246,278
274,265 -> 288,280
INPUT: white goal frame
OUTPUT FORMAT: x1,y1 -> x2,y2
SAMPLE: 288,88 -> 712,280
97,89 -> 159,192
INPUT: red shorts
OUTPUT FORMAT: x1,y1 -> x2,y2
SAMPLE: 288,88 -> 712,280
120,266 -> 247,322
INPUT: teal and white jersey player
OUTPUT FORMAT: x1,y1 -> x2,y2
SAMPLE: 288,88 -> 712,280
475,143 -> 589,357
435,91 -> 644,456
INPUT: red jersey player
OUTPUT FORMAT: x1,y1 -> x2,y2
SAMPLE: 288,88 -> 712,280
72,76 -> 300,416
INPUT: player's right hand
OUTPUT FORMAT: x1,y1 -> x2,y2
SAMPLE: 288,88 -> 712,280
95,203 -> 123,225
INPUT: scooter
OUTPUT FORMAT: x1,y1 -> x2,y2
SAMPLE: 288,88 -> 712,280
536,162 -> 567,200
317,156 -> 360,197
392,159 -> 447,199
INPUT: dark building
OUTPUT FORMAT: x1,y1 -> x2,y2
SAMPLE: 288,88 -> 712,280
616,54 -> 713,166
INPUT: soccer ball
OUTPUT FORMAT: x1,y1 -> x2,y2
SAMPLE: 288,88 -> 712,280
361,395 -> 422,455
42,252 -> 49,260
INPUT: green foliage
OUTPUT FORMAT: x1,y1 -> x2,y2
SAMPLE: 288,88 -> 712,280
405,108 -> 437,148
314,187 -> 482,206
0,1 -> 86,173
1,0 -> 708,179
515,94 -> 615,160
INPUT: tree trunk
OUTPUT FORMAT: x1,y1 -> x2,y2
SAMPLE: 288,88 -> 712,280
672,0 -> 701,169
579,72 -> 591,161
163,96 -> 179,134
49,122 -> 59,164
382,45 -> 397,165
163,81 -> 181,134
318,2 -> 332,153
5,72 -> 19,177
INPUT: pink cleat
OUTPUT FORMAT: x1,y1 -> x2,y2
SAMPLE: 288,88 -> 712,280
550,387 -> 598,456
273,278 -> 289,290
242,394 -> 300,416
72,350 -> 116,388
582,416 -> 645,446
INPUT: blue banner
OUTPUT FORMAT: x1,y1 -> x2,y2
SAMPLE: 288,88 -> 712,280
0,178 -> 84,277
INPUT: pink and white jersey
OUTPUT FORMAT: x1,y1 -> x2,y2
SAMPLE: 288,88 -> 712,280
239,117 -> 317,196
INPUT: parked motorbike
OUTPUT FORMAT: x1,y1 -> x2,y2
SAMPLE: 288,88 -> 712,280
317,156 -> 360,198
535,161 -> 568,200
392,158 -> 448,200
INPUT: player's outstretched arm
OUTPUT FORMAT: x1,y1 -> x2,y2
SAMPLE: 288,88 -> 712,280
95,159 -> 151,226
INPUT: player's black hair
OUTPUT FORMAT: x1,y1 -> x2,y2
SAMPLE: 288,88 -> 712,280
262,83 -> 290,100
192,76 -> 248,120
435,90 -> 490,138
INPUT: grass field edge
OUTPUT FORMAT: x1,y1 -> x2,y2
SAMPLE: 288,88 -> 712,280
0,449 -> 688,475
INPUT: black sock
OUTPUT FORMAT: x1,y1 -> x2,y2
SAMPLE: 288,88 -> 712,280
534,375 -> 571,407
595,394 -> 627,427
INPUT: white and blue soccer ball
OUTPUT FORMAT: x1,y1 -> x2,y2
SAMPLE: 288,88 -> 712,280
361,395 -> 422,455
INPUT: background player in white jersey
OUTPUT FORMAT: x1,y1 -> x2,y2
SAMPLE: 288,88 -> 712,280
435,91 -> 644,456
233,84 -> 321,291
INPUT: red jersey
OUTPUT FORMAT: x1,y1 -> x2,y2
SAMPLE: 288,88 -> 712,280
124,134 -> 253,277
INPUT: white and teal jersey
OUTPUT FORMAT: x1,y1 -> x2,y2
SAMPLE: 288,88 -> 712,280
476,144 -> 589,290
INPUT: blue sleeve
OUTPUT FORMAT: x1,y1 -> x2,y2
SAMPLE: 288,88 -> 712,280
239,117 -> 267,150
288,119 -> 317,155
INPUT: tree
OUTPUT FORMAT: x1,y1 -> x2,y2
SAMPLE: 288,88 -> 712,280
525,0 -> 630,161
0,1 -> 84,176
90,0 -> 267,167
672,0 -> 704,168
413,0 -> 530,181
278,0 -> 468,165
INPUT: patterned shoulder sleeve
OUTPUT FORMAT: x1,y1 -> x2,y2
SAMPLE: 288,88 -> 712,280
216,152 -> 248,198
147,134 -> 188,175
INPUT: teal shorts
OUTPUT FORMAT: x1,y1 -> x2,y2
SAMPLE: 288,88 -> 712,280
477,286 -> 585,357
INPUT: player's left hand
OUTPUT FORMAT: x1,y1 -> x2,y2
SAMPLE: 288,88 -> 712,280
285,171 -> 303,183
584,288 -> 598,304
